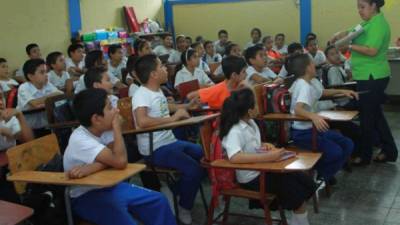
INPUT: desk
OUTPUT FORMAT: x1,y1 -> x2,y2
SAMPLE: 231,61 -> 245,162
0,200 -> 33,225
211,152 -> 321,172
7,163 -> 145,187
22,106 -> 46,115
262,110 -> 358,122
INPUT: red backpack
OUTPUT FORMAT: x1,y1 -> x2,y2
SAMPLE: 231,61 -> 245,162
262,83 -> 291,146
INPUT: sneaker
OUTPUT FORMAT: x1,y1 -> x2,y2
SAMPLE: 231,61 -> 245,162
178,205 -> 192,225
160,185 -> 175,215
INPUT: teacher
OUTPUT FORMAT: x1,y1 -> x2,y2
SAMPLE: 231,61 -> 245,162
332,0 -> 398,165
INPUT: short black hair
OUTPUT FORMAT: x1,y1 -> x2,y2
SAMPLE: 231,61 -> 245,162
203,40 -> 213,49
176,35 -> 186,43
23,58 -> 46,80
275,33 -> 285,39
0,58 -> 6,64
324,45 -> 337,57
195,36 -> 204,43
73,88 -> 108,127
262,36 -> 272,44
162,33 -> 173,40
84,66 -> 108,88
305,38 -> 317,48
85,50 -> 104,69
222,55 -> 247,79
287,42 -> 304,54
363,0 -> 385,12
218,29 -> 228,37
26,43 -> 39,56
133,38 -> 148,54
108,44 -> 122,58
185,36 -> 192,43
190,42 -> 202,49
67,44 -> 84,57
244,45 -> 264,65
306,32 -> 317,40
135,54 -> 159,84
285,53 -> 311,79
251,28 -> 262,37
46,51 -> 63,70
224,42 -> 238,56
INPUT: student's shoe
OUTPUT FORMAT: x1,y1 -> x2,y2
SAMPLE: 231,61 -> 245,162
289,211 -> 310,225
178,205 -> 192,225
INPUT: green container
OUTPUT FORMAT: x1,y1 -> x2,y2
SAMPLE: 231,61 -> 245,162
82,33 -> 96,42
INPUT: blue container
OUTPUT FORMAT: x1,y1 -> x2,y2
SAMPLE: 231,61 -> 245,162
108,31 -> 118,39
95,31 -> 108,41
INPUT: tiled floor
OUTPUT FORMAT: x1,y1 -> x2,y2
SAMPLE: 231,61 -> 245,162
188,106 -> 400,225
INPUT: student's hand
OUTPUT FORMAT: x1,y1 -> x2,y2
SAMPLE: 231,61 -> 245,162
0,127 -> 14,139
341,90 -> 359,100
0,108 -> 20,121
311,114 -> 330,132
268,148 -> 286,161
187,97 -> 200,110
112,109 -> 122,131
67,165 -> 91,179
172,109 -> 190,121
262,143 -> 276,151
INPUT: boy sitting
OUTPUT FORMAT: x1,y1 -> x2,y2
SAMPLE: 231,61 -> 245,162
133,54 -> 203,224
66,43 -> 86,77
46,52 -> 73,91
17,59 -> 63,137
64,88 -> 176,225
15,43 -> 42,83
0,58 -> 19,92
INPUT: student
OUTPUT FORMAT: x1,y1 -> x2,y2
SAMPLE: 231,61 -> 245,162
0,91 -> 33,151
278,42 -> 304,79
17,59 -> 63,136
185,36 -> 193,47
191,42 -> 211,74
288,53 -> 356,183
306,32 -> 317,41
66,43 -> 85,77
153,34 -> 176,56
84,66 -> 118,106
126,39 -> 152,87
195,35 -> 204,44
244,45 -> 282,85
305,38 -> 327,78
15,43 -> 42,83
245,28 -> 262,49
273,33 -> 288,55
220,88 -> 316,225
0,58 -> 19,92
213,43 -> 242,78
46,52 -> 72,90
108,44 -> 127,81
168,35 -> 188,64
214,30 -> 229,55
262,36 -> 284,74
203,41 -> 222,64
74,50 -> 126,94
63,88 -> 176,225
187,55 -> 248,109
133,54 -> 204,224
174,49 -> 214,89
324,46 -> 349,87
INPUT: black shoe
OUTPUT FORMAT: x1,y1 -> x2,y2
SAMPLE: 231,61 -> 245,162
328,177 -> 337,186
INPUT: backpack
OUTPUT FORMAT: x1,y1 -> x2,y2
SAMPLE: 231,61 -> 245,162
262,83 -> 291,146
321,64 -> 346,88
6,87 -> 18,108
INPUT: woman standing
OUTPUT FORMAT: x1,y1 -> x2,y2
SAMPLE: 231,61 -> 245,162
331,0 -> 398,165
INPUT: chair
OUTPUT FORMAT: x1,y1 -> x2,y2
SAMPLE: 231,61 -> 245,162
118,86 -> 130,98
199,120 -> 286,225
176,79 -> 200,100
0,200 -> 33,225
117,97 -> 209,222
166,63 -> 179,88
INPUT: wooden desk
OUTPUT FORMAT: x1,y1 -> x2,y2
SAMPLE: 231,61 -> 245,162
263,110 -> 358,122
22,106 -> 46,115
123,113 -> 220,135
7,163 -> 145,187
211,152 -> 321,172
0,200 -> 33,225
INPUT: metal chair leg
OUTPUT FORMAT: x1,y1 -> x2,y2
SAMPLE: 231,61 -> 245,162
64,187 -> 74,225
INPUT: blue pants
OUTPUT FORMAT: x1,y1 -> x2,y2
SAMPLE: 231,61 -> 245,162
291,129 -> 354,180
145,140 -> 204,210
72,182 -> 176,225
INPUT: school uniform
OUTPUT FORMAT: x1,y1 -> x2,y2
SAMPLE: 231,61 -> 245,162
0,116 -> 20,151
65,57 -> 85,72
198,60 -> 211,74
168,50 -> 182,64
17,82 -> 61,129
214,40 -> 226,55
15,65 -> 24,78
132,86 -> 204,210
222,119 -> 316,210
273,45 -> 288,55
48,70 -> 70,90
174,66 -> 214,88
63,125 -> 176,225
0,79 -> 19,92
108,57 -> 127,81
289,78 -> 353,180
245,66 -> 277,85
244,41 -> 262,50
153,45 -> 175,56
128,83 -> 140,98
204,53 -> 222,64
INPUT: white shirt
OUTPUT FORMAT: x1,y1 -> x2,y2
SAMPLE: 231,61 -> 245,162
278,65 -> 289,78
48,70 -> 70,90
204,53 -> 222,64
132,86 -> 176,156
65,57 -> 85,71
108,57 -> 127,80
214,65 -> 223,76
222,119 -> 261,183
168,51 -> 182,64
174,66 -> 214,88
273,45 -> 288,55
244,41 -> 262,50
15,65 -> 24,78
289,78 -> 323,130
128,83 -> 140,97
198,60 -> 210,73
17,82 -> 61,129
0,79 -> 19,92
0,116 -> 21,151
245,66 -> 277,85
63,126 -> 114,198
153,45 -> 175,56
214,40 -> 226,55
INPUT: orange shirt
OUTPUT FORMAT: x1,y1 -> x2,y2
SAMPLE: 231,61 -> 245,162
199,81 -> 230,109
343,50 -> 351,60
266,49 -> 283,73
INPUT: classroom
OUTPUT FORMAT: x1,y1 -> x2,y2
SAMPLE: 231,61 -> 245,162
0,0 -> 399,224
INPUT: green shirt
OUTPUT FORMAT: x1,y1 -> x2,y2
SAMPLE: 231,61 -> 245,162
351,13 -> 391,80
